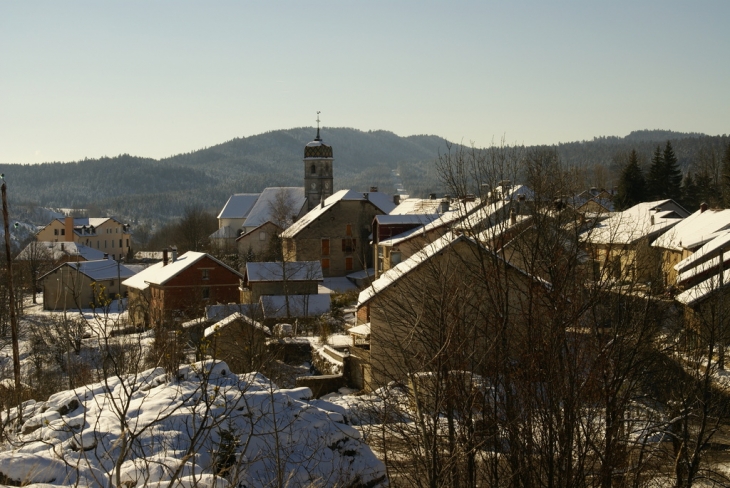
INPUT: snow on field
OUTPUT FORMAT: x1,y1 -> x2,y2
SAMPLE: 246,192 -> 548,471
0,360 -> 388,487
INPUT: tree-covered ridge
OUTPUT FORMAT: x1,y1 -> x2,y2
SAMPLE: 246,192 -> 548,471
0,128 -> 728,226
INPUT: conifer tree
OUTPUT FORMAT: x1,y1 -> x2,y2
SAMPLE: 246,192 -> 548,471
663,141 -> 683,201
616,149 -> 646,210
722,143 -> 730,206
647,145 -> 665,200
681,171 -> 699,211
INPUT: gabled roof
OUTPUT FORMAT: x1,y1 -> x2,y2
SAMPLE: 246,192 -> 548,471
374,214 -> 437,226
282,189 -> 395,238
41,259 -> 136,282
217,194 -> 260,220
260,294 -> 331,319
358,233 -> 469,306
246,261 -> 323,282
123,251 -> 243,290
676,270 -> 730,306
673,230 -> 730,285
580,200 -> 686,246
244,187 -> 306,229
379,201 -> 479,247
652,208 -> 730,252
16,242 -> 105,262
390,198 -> 441,215
204,312 -> 270,338
236,220 -> 283,242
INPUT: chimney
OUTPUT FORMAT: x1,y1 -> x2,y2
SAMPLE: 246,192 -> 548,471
64,217 -> 74,242
440,196 -> 450,213
429,193 -> 437,200
370,186 -> 378,193
393,195 -> 401,205
104,253 -> 109,260
510,207 -> 517,226
171,246 -> 178,263
163,248 -> 169,266
650,214 -> 655,225
700,202 -> 708,213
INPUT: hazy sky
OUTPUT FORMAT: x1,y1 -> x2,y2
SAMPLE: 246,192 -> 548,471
1,1 -> 728,165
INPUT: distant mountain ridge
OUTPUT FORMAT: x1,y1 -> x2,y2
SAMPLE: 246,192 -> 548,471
0,127 -> 726,226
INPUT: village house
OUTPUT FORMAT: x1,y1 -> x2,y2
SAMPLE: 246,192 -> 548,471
123,250 -> 243,327
240,261 -> 328,322
41,257 -> 136,311
281,189 -> 395,277
581,199 -> 689,285
651,204 -> 730,287
35,216 -> 132,261
355,232 -> 544,391
203,312 -> 272,374
16,241 -> 105,265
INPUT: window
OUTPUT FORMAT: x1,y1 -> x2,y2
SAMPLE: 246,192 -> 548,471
126,239 -> 129,247
202,269 -> 210,280
321,258 -> 330,270
54,229 -> 58,236
391,251 -> 402,265
61,229 -> 65,236
202,287 -> 210,299
342,238 -> 356,253
119,239 -> 122,247
112,254 -> 115,260
259,231 -> 267,241
345,257 -> 353,271
310,164 -> 316,175
321,238 -> 330,256
346,224 -> 352,236
110,280 -> 115,286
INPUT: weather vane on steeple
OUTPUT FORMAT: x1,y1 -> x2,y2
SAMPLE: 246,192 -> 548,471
315,111 -> 322,141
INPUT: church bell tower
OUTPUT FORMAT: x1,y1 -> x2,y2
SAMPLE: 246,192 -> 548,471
304,112 -> 334,211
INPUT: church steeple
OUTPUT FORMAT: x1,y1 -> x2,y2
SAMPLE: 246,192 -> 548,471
304,112 -> 334,211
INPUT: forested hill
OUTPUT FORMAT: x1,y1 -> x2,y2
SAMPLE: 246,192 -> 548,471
0,127 -> 726,225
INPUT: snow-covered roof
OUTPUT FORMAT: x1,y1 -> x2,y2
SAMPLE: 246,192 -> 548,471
676,270 -> 730,306
42,259 -> 136,282
652,208 -> 730,251
204,312 -> 270,337
16,241 -> 105,262
374,214 -> 437,226
217,193 -> 260,219
260,294 -> 331,319
348,323 -> 371,337
359,233 -> 464,305
581,200 -> 685,246
390,198 -> 441,215
379,201 -> 479,247
244,187 -> 306,229
123,252 -> 242,290
246,261 -> 323,282
282,189 -> 395,238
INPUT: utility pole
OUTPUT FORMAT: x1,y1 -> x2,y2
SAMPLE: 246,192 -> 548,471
1,175 -> 23,403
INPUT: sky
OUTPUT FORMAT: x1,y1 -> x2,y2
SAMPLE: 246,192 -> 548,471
1,1 -> 728,165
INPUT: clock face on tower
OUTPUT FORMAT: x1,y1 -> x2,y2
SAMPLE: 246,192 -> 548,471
324,181 -> 330,190
310,182 -> 316,190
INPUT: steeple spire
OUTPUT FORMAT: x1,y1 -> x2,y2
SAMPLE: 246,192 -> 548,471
315,111 -> 321,141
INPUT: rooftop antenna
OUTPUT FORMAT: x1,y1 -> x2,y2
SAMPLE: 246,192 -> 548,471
315,111 -> 321,141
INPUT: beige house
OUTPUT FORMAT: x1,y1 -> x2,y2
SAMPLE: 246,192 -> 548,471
41,258 -> 136,311
236,221 -> 283,259
36,217 -> 132,262
652,206 -> 730,287
281,189 -> 395,277
356,233 -> 542,391
581,200 -> 688,285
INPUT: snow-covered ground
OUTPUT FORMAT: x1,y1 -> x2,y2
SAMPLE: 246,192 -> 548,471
0,360 -> 387,487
